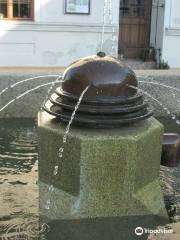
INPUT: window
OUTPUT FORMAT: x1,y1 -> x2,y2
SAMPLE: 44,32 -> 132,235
120,0 -> 145,17
0,0 -> 34,20
65,0 -> 90,14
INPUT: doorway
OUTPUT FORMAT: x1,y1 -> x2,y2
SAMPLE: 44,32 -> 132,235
119,0 -> 152,59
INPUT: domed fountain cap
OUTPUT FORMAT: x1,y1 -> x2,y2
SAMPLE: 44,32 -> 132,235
61,53 -> 138,101
43,54 -> 153,128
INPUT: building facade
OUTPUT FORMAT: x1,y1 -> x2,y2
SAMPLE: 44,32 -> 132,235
0,0 -> 119,67
0,0 -> 179,68
162,0 -> 180,68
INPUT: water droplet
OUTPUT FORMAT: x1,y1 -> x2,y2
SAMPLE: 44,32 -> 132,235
61,86 -> 89,146
176,120 -> 180,125
58,147 -> 64,158
167,111 -> 171,115
45,200 -> 51,210
48,185 -> 54,192
59,147 -> 64,153
172,115 -> 176,120
53,166 -> 59,176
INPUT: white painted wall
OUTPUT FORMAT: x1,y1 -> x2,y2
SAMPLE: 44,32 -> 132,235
0,0 -> 119,67
150,0 -> 165,67
162,0 -> 180,68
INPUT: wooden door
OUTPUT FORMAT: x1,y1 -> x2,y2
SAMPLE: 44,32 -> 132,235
119,0 -> 152,58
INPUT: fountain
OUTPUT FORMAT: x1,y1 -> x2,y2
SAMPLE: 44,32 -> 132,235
38,53 -> 169,240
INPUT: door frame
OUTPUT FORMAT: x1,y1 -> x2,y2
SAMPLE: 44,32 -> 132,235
118,0 -> 153,59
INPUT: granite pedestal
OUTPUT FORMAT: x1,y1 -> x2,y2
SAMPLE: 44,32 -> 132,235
38,111 -> 168,240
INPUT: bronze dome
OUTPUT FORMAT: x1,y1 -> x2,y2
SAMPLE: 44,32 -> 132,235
44,53 -> 153,128
61,54 -> 138,100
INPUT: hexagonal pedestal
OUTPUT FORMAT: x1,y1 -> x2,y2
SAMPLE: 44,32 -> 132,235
38,111 -> 169,240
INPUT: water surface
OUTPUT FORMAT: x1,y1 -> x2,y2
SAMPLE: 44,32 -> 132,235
0,119 -> 38,238
0,118 -> 179,239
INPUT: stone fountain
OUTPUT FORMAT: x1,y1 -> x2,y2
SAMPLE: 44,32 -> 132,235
38,53 -> 168,240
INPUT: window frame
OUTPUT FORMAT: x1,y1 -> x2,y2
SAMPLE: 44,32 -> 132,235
0,0 -> 34,21
65,0 -> 91,15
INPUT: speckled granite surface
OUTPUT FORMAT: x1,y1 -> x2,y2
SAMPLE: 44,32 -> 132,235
38,112 -> 168,239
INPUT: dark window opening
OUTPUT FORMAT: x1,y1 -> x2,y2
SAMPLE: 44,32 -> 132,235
120,0 -> 145,17
0,0 -> 7,18
13,0 -> 31,18
0,0 -> 33,20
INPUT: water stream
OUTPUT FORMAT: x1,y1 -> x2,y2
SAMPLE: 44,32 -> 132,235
0,74 -> 61,98
128,84 -> 180,125
100,0 -> 108,52
100,0 -> 117,55
139,80 -> 180,94
45,86 -> 90,210
0,79 -> 63,113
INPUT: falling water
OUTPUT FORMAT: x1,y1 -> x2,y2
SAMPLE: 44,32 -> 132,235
128,85 -> 180,125
139,79 -> 180,124
45,86 -> 89,210
53,85 -> 89,176
0,74 -> 61,98
107,0 -> 117,55
42,75 -> 63,107
62,86 -> 90,144
108,0 -> 112,24
171,91 -> 180,125
0,80 -> 62,113
100,0 -> 108,52
100,0 -> 117,55
139,80 -> 180,94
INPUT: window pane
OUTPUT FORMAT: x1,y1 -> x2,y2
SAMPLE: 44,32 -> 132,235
120,0 -> 129,17
0,0 -> 7,18
13,0 -> 31,18
120,0 -> 145,17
